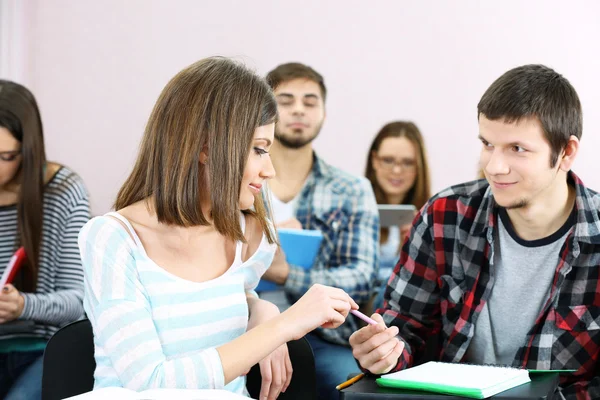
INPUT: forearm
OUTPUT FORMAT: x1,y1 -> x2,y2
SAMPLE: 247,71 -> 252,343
247,295 -> 279,330
19,289 -> 84,325
218,315 -> 290,385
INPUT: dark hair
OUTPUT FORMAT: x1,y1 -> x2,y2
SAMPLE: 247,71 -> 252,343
266,62 -> 327,101
478,64 -> 582,167
0,80 -> 47,292
115,57 -> 278,244
365,121 -> 431,243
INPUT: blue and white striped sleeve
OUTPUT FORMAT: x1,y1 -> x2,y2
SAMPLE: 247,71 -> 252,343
78,217 -> 225,390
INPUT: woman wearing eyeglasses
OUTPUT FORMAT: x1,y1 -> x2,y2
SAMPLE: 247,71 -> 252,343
0,80 -> 91,399
365,121 -> 431,311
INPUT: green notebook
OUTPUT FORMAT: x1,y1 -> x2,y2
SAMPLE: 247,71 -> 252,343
376,361 -> 531,399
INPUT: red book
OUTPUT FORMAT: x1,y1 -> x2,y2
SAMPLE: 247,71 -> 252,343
1,247 -> 26,287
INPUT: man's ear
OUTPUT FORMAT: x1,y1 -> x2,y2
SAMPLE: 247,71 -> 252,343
558,135 -> 579,172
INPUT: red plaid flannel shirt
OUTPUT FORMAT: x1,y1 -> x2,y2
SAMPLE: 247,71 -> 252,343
379,172 -> 600,399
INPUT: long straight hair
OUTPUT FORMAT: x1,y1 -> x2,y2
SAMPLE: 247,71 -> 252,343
365,121 -> 431,243
0,80 -> 47,292
115,57 -> 278,244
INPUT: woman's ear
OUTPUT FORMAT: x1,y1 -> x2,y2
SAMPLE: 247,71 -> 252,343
559,135 -> 579,172
199,146 -> 208,165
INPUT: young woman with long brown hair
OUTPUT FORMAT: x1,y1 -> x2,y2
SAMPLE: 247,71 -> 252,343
365,121 -> 431,310
0,80 -> 91,399
78,57 -> 358,399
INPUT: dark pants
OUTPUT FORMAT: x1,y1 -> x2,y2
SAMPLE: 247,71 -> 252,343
306,333 -> 360,400
0,350 -> 44,400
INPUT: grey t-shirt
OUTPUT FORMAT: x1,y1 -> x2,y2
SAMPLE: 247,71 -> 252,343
465,207 -> 575,365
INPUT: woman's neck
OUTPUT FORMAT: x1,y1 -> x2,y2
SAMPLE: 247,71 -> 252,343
0,161 -> 59,206
387,193 -> 406,204
0,177 -> 20,206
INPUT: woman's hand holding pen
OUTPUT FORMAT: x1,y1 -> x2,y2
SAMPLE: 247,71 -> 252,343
349,313 -> 404,374
279,284 -> 359,341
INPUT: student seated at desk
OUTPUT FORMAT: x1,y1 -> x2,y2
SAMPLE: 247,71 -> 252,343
78,57 -> 359,400
0,80 -> 91,399
364,121 -> 431,311
259,62 -> 380,400
349,64 -> 600,399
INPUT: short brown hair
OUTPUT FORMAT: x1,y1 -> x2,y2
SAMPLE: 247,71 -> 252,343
266,62 -> 327,101
115,57 -> 277,243
478,64 -> 582,167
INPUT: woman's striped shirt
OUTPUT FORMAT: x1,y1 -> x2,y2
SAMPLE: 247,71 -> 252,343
78,212 -> 275,395
0,166 -> 90,341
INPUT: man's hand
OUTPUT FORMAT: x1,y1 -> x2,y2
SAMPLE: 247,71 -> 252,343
349,313 -> 404,374
0,284 -> 25,324
262,246 -> 290,285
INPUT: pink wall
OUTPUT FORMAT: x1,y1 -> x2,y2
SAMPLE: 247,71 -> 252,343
5,0 -> 600,213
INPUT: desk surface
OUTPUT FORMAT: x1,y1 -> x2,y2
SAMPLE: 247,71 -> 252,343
340,373 -> 559,400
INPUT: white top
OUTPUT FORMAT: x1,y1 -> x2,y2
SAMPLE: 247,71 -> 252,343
270,194 -> 298,224
78,212 -> 276,395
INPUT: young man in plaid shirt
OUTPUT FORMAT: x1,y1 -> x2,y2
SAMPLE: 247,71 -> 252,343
260,62 -> 379,400
350,64 -> 599,399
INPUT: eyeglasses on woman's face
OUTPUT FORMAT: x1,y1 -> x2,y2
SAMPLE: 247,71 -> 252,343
375,155 -> 417,172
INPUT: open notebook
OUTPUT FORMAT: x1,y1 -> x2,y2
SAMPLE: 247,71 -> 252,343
376,361 -> 531,399
65,387 -> 250,400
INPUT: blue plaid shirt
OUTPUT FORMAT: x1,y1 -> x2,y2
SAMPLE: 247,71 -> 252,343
283,153 -> 380,345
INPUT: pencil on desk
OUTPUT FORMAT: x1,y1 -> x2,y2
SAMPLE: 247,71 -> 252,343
336,372 -> 365,390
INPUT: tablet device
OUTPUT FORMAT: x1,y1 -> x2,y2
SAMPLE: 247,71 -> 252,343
256,229 -> 323,292
378,204 -> 417,228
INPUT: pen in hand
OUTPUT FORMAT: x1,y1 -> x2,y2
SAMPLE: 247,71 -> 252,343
336,310 -> 381,391
350,309 -> 379,326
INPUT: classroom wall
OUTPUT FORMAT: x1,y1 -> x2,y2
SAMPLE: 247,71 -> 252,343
2,0 -> 600,214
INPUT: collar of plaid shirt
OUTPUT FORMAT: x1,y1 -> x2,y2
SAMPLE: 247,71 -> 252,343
470,172 -> 600,246
384,171 -> 600,398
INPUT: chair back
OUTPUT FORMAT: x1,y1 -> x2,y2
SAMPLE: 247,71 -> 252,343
42,319 -> 95,400
246,336 -> 317,400
42,319 -> 317,400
